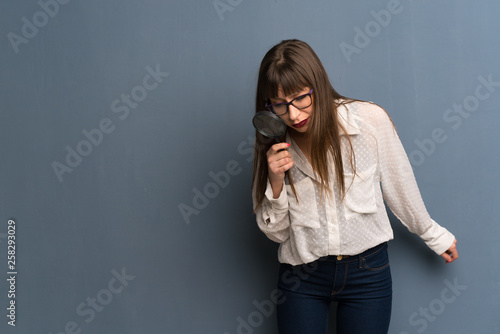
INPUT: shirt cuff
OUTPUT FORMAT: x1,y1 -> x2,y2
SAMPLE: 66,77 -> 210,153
420,219 -> 456,255
264,178 -> 288,211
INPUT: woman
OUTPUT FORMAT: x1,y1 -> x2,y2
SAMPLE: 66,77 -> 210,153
252,39 -> 458,334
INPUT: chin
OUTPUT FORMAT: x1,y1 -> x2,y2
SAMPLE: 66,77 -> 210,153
290,126 -> 308,134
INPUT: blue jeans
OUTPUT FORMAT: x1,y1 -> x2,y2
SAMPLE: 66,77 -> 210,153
276,242 -> 392,334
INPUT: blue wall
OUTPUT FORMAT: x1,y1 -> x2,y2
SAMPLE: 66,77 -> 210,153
1,1 -> 499,333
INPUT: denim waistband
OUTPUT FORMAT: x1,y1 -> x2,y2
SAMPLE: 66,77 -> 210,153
316,242 -> 388,264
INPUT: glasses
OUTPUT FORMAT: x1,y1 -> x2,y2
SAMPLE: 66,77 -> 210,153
265,89 -> 313,116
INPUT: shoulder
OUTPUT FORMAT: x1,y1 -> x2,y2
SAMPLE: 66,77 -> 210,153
343,100 -> 395,131
344,100 -> 390,121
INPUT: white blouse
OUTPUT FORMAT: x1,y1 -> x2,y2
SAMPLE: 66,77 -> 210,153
253,100 -> 455,266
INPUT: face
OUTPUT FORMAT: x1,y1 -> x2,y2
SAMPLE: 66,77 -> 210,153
269,87 -> 313,134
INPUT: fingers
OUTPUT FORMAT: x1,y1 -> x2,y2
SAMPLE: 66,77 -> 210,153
441,239 -> 459,264
267,142 -> 291,155
441,252 -> 452,263
268,155 -> 294,177
267,143 -> 294,179
275,159 -> 294,174
448,245 -> 459,263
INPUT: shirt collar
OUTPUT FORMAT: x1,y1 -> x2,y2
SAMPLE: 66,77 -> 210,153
285,100 -> 360,181
285,133 -> 318,182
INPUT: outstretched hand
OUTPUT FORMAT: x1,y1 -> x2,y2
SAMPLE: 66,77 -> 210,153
440,239 -> 458,263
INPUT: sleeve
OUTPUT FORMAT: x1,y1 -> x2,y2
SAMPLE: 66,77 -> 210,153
253,179 -> 291,243
374,107 -> 455,255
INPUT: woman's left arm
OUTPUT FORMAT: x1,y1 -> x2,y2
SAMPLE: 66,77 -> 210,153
372,104 -> 459,263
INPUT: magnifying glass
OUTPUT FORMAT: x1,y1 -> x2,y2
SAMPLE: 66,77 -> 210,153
252,110 -> 292,182
252,110 -> 287,140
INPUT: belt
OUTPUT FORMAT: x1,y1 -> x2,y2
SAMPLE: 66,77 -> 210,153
318,242 -> 388,263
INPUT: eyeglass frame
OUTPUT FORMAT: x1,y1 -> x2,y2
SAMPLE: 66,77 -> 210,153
265,89 -> 314,116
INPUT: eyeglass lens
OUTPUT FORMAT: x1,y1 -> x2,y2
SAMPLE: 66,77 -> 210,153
271,94 -> 312,115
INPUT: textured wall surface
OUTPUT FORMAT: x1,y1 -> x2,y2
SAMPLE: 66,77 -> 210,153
1,1 -> 499,333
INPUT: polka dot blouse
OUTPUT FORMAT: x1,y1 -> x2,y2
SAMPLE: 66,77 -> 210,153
253,100 -> 455,266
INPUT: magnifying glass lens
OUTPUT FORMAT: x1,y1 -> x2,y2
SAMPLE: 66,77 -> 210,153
252,111 -> 287,139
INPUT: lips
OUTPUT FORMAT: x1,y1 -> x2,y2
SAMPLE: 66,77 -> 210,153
292,118 -> 309,128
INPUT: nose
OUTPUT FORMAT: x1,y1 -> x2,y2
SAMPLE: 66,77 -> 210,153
288,104 -> 301,121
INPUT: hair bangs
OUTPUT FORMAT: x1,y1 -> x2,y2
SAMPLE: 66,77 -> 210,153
261,63 -> 309,100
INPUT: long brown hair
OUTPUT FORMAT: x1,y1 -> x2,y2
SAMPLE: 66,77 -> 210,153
252,39 -> 356,210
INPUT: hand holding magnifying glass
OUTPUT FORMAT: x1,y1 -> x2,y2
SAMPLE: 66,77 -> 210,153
252,110 -> 294,197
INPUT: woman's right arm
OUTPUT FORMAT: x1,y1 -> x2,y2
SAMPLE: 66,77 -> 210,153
253,180 -> 291,243
253,143 -> 295,243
